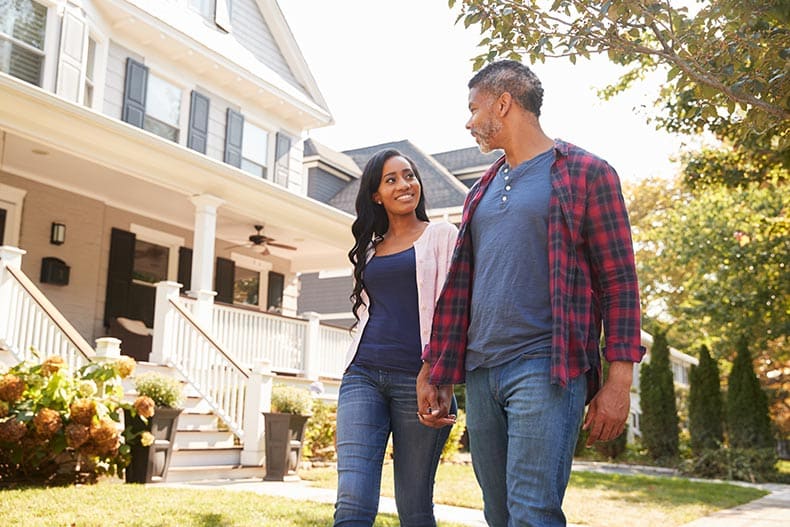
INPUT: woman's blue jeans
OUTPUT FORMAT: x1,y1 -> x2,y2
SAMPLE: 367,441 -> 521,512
466,355 -> 586,527
334,363 -> 455,527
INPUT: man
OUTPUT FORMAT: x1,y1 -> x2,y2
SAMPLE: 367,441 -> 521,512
417,60 -> 645,526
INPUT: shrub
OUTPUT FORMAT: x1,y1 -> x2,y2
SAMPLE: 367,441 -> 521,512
681,446 -> 778,483
270,384 -> 313,415
0,354 -> 139,486
133,372 -> 184,409
688,345 -> 724,454
640,331 -> 680,461
726,339 -> 773,449
304,399 -> 336,461
441,409 -> 467,462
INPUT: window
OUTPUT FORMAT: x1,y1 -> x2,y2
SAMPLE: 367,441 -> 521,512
233,266 -> 259,306
83,36 -> 96,107
241,121 -> 269,179
132,239 -> 169,285
0,0 -> 48,86
144,73 -> 181,142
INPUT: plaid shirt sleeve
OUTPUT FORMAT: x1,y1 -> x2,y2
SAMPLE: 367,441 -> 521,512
583,157 -> 645,364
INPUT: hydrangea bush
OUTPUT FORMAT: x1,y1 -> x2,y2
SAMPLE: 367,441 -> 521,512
0,352 -> 155,486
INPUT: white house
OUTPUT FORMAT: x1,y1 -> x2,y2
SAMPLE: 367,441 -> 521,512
0,0 -> 356,481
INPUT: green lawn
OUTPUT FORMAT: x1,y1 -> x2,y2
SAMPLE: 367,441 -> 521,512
301,461 -> 769,527
0,483 -> 469,527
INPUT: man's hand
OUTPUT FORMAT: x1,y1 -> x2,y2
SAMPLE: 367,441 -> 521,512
583,361 -> 633,446
416,362 -> 456,428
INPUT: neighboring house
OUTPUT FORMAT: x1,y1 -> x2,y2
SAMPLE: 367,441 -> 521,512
298,138 -> 471,327
0,0 -> 355,480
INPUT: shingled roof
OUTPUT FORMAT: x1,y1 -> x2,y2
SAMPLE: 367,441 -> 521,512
327,140 -> 469,214
431,146 -> 503,173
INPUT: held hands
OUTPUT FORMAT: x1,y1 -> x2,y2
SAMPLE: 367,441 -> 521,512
583,361 -> 633,446
416,362 -> 456,429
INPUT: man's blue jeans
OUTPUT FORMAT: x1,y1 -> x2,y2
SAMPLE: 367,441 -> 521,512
334,363 -> 455,527
466,355 -> 586,527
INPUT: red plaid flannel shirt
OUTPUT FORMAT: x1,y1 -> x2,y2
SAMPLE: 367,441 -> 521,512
426,140 -> 645,402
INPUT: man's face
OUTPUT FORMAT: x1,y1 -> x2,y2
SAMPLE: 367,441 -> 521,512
466,86 -> 502,154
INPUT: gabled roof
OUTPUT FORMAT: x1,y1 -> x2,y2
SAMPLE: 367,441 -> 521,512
431,146 -> 503,174
303,138 -> 361,177
328,140 -> 469,214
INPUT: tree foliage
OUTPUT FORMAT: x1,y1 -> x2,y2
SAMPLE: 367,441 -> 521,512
726,339 -> 774,449
639,331 -> 679,461
688,345 -> 724,454
450,0 -> 790,169
625,173 -> 789,362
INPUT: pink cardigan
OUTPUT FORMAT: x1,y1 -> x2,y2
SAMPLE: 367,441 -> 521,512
344,220 -> 459,370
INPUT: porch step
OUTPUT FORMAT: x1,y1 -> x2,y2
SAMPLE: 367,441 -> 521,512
174,430 -> 237,449
171,446 -> 243,467
164,464 -> 265,483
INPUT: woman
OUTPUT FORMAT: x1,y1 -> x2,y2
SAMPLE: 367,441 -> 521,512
334,149 -> 458,527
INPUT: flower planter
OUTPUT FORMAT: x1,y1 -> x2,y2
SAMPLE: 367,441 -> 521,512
124,407 -> 183,483
263,412 -> 310,481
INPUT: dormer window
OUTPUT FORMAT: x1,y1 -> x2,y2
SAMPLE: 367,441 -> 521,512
0,0 -> 48,87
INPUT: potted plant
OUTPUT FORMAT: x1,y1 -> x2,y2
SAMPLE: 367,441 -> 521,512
124,371 -> 184,484
263,383 -> 313,481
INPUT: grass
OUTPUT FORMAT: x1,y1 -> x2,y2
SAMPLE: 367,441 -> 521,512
301,461 -> 769,527
0,483 -> 469,527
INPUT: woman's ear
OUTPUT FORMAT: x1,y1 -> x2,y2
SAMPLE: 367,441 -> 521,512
372,193 -> 382,205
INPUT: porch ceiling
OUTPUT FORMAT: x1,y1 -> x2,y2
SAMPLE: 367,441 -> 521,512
0,75 -> 353,272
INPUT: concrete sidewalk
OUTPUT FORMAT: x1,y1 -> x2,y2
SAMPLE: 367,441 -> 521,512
162,462 -> 789,527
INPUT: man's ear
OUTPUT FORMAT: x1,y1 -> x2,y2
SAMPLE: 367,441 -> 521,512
497,92 -> 513,116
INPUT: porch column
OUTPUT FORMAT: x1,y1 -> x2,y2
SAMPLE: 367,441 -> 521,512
189,194 -> 224,327
302,312 -> 321,381
0,247 -> 26,344
151,281 -> 182,364
241,359 -> 274,466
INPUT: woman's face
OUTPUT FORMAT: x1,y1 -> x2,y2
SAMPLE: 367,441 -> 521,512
372,156 -> 421,216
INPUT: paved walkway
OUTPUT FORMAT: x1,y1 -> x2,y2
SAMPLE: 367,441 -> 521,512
163,461 -> 790,526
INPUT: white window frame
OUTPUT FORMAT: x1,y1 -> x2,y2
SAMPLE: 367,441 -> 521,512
130,224 -> 184,284
0,0 -> 58,89
0,183 -> 27,247
142,68 -> 187,145
241,119 -> 272,180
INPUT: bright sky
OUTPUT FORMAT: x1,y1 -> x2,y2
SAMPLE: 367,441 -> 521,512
278,0 -> 687,183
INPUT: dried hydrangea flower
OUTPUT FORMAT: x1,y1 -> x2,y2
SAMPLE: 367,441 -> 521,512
70,399 -> 96,426
65,423 -> 90,449
0,418 -> 27,443
41,356 -> 67,376
89,418 -> 120,456
33,407 -> 63,439
0,374 -> 25,403
133,396 -> 156,418
115,357 -> 136,379
0,401 -> 9,418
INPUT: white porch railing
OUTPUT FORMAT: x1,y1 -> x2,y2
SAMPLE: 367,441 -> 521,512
152,282 -> 249,438
179,298 -> 350,379
0,246 -> 93,371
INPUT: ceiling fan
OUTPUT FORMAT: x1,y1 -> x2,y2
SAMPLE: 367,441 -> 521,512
227,224 -> 297,255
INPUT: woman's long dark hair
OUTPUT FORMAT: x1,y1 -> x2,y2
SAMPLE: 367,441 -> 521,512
348,149 -> 429,327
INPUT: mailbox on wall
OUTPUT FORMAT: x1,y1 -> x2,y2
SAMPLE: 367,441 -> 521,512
40,257 -> 70,286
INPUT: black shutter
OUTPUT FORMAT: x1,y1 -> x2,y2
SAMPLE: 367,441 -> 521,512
122,58 -> 148,128
267,271 -> 284,312
215,257 -> 235,304
104,228 -> 136,327
0,208 -> 6,246
224,108 -> 244,167
177,247 -> 193,292
274,132 -> 291,185
187,91 -> 210,154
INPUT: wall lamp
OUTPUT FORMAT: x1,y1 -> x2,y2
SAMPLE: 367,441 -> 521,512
50,222 -> 66,245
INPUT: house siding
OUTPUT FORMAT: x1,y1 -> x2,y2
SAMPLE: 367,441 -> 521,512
307,167 -> 348,203
203,88 -> 235,163
230,0 -> 303,93
297,272 -> 352,316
